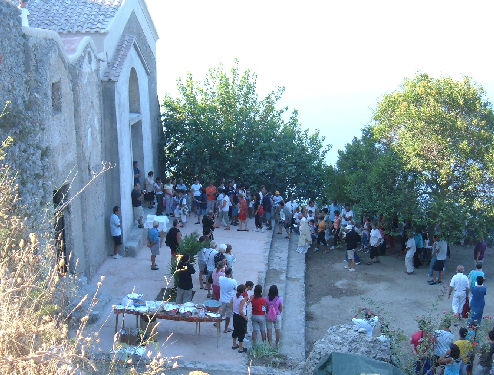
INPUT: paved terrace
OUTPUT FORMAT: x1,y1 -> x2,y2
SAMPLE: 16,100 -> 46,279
86,214 -> 273,367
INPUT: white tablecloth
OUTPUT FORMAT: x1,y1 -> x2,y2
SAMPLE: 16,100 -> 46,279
144,215 -> 169,232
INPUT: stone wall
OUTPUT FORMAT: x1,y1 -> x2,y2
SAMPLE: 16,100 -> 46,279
0,0 -> 106,278
69,44 -> 107,277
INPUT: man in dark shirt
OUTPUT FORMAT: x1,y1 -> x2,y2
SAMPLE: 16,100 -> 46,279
131,183 -> 144,228
202,211 -> 215,239
262,190 -> 273,230
229,190 -> 239,226
345,225 -> 359,272
165,219 -> 181,257
176,254 -> 195,304
474,239 -> 487,265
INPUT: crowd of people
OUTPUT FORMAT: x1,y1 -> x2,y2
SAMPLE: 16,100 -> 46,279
109,170 -> 492,369
193,236 -> 283,352
410,315 -> 493,375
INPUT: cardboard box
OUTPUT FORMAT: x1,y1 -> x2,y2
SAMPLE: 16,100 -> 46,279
118,328 -> 139,346
140,316 -> 158,342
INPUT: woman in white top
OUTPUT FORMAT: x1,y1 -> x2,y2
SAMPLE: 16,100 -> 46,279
145,171 -> 155,209
231,284 -> 248,353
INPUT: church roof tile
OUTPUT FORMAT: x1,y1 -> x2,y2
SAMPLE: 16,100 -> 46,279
27,0 -> 123,33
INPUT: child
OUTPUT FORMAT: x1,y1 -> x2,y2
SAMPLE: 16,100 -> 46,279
179,192 -> 188,227
331,210 -> 341,250
438,344 -> 461,375
317,214 -> 327,251
250,285 -> 267,343
231,284 -> 249,353
454,327 -> 472,375
309,219 -> 317,251
266,285 -> 283,346
212,260 -> 226,301
242,281 -> 254,300
224,244 -> 236,271
307,210 -> 315,223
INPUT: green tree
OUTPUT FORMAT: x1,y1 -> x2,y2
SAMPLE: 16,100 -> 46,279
331,130 -> 419,225
372,74 -> 494,240
161,61 -> 330,199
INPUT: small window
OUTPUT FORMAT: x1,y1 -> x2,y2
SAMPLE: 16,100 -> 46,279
52,80 -> 62,114
87,51 -> 92,65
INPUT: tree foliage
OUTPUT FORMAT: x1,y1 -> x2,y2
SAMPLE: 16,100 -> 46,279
161,61 -> 330,198
330,130 -> 419,225
373,74 -> 494,240
329,74 -> 494,241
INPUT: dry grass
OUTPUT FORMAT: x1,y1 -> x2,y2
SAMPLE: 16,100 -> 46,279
0,135 -> 170,374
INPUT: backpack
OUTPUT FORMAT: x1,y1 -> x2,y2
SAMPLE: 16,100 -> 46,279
165,228 -> 174,247
267,298 -> 278,322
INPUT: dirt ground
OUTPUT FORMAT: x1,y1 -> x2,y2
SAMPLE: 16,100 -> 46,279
305,242 -> 493,353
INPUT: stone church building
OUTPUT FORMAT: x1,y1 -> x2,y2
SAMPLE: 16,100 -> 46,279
0,0 -> 160,278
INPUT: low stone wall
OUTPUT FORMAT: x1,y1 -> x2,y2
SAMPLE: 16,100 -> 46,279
302,324 -> 391,374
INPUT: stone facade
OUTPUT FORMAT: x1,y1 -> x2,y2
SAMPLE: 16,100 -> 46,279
0,0 -> 159,279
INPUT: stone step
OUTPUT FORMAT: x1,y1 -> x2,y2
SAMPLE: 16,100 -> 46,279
123,226 -> 147,257
279,236 -> 306,362
263,233 -> 291,306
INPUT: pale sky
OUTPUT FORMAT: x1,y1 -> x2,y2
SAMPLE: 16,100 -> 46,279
146,0 -> 494,164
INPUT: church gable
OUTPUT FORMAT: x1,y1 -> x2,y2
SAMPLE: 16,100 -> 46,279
103,33 -> 150,82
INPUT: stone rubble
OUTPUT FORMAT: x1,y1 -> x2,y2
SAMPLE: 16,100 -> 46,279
302,324 -> 391,374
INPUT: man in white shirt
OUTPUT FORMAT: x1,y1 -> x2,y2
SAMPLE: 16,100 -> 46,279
110,206 -> 122,259
434,319 -> 454,357
369,223 -> 383,264
430,238 -> 448,284
190,178 -> 202,213
449,265 -> 470,316
219,267 -> 237,333
272,191 -> 283,207
285,196 -> 298,216
329,200 -> 340,222
405,232 -> 416,274
219,193 -> 231,229
176,178 -> 187,192
341,204 -> 354,227
204,242 -> 218,298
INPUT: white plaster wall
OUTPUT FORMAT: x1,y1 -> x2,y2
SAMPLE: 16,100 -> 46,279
115,45 -> 153,242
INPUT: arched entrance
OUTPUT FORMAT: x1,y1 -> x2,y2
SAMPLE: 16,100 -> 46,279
129,67 -> 143,180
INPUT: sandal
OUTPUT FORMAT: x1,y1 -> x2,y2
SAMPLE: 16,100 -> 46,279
238,348 -> 247,353
151,266 -> 159,270
232,345 -> 239,350
224,328 -> 232,333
